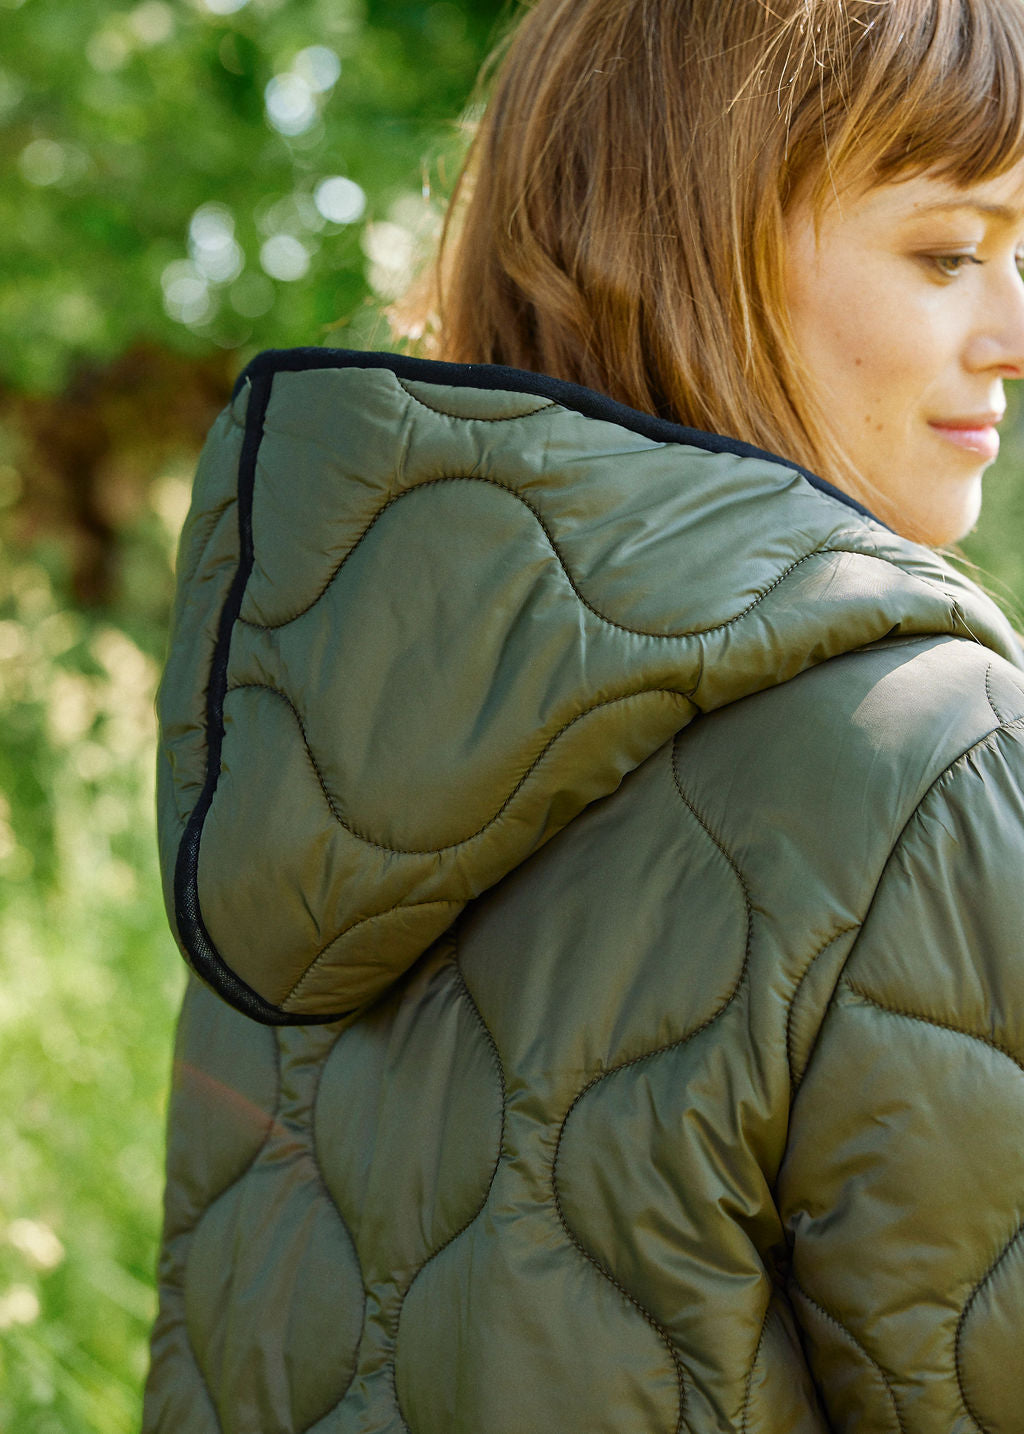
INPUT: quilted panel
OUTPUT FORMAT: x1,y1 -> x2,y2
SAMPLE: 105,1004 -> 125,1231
741,1299 -> 829,1433
785,1005 -> 1024,1419
788,1289 -> 904,1431
312,940 -> 505,1268
200,680 -> 692,1014
148,351 -> 1024,1431
778,719 -> 1024,1428
185,1161 -> 363,1433
149,654 -> 1024,1431
157,976 -> 279,1244
165,354 -> 1023,1022
396,1218 -> 680,1434
453,741 -> 750,1083
383,743 -> 807,1431
957,1230 -> 1024,1431
553,1009 -> 782,1430
237,477 -> 678,848
144,977 -> 280,1431
143,1319 -> 221,1434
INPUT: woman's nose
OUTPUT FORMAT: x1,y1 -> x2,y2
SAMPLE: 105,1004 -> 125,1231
968,262 -> 1024,377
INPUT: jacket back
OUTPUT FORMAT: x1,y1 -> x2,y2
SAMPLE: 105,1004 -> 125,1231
145,351 -> 1024,1433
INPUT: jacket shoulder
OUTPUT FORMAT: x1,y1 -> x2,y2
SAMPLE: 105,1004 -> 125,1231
674,634 -> 1024,911
772,641 -> 1024,1428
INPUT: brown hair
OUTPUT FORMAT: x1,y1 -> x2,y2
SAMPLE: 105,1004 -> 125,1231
405,0 -> 1024,518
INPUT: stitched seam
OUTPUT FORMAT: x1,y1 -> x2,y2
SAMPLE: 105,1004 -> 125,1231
284,899 -> 461,1007
234,470 -> 871,637
983,662 -> 1003,724
155,1281 -> 221,1433
295,1029 -> 367,1429
548,749 -> 756,1434
740,1298 -> 773,1434
790,714 -> 1024,1093
178,497 -> 238,593
777,719 -> 1024,1420
190,1339 -> 223,1433
785,925 -> 860,1091
955,1218 -> 1024,1434
549,1165 -> 689,1434
395,375 -> 554,421
182,1025 -> 282,1426
842,986 -> 1024,1078
224,680 -> 695,856
391,934 -> 508,1433
981,662 -> 1024,727
791,1281 -> 906,1433
670,744 -> 757,921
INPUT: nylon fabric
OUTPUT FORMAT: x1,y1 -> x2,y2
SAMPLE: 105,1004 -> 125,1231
145,350 -> 1024,1432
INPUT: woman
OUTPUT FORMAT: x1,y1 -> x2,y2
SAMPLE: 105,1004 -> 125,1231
145,1 -> 1024,1429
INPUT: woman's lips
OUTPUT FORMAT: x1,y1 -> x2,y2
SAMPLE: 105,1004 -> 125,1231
928,418 -> 1002,461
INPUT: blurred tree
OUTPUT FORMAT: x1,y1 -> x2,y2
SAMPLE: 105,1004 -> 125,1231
0,0 -> 507,393
0,0 -> 508,601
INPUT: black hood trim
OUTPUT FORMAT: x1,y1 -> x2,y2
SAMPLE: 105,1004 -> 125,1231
233,346 -> 883,527
173,366 -> 349,1026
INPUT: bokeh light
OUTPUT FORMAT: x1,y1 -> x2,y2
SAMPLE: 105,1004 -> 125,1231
188,203 -> 245,284
314,175 -> 366,224
259,233 -> 310,281
264,73 -> 317,136
160,260 -> 216,326
293,44 -> 341,92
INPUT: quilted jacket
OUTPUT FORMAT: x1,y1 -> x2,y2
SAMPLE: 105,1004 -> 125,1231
145,347 -> 1024,1433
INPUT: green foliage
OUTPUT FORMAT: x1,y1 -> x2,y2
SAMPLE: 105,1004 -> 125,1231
0,487 -> 183,1433
0,0 -> 507,392
960,389 -> 1024,626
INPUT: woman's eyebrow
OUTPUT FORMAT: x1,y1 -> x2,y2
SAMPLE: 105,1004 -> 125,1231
908,199 -> 1021,221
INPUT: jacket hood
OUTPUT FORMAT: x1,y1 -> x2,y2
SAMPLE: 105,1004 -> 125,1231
157,348 -> 1023,1024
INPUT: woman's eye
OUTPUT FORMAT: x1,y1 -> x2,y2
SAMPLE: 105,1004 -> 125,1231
930,254 -> 981,278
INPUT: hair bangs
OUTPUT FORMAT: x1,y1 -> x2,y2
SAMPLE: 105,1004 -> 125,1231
868,0 -> 1024,187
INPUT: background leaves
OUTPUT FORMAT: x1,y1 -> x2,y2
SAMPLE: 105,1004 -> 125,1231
0,0 -> 508,392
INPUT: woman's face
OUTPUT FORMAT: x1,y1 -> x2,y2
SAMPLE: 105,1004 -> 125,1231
783,162 -> 1024,544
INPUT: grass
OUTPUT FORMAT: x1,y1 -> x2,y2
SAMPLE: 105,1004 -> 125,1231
0,495 -> 186,1434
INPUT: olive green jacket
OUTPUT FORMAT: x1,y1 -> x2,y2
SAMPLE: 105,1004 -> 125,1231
145,349 -> 1024,1433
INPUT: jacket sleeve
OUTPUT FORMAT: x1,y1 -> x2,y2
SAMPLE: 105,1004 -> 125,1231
776,703 -> 1024,1431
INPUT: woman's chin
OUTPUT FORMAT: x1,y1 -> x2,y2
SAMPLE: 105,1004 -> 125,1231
871,472 -> 986,548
